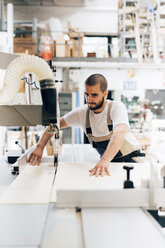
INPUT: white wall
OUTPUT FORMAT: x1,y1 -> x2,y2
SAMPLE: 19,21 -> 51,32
70,67 -> 165,106
5,0 -> 118,33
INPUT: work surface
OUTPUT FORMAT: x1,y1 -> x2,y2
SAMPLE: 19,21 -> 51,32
52,161 -> 150,207
0,144 -> 164,248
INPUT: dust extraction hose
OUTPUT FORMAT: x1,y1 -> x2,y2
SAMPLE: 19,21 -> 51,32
0,54 -> 54,104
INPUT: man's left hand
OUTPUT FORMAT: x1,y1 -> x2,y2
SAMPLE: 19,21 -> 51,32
89,160 -> 110,177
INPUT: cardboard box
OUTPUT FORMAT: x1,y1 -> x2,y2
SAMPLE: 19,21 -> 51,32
55,35 -> 65,57
87,52 -> 96,57
56,44 -> 65,57
71,38 -> 83,57
50,41 -> 55,57
14,37 -> 36,55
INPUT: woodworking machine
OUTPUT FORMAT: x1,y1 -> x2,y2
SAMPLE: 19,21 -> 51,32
1,144 -> 165,248
0,52 -> 60,174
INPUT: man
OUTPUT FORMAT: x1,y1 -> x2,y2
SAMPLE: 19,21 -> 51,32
29,74 -> 144,177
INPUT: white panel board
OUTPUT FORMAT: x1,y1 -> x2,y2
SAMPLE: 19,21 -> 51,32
0,204 -> 48,247
0,163 -> 55,204
51,161 -> 150,207
42,205 -> 83,248
82,208 -> 165,248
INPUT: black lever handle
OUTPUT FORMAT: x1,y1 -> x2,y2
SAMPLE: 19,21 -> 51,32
123,165 -> 134,189
15,141 -> 25,154
123,166 -> 134,180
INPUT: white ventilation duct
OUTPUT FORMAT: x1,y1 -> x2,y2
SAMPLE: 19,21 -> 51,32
0,54 -> 54,104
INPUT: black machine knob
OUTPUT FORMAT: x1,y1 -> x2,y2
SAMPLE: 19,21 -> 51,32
123,166 -> 134,189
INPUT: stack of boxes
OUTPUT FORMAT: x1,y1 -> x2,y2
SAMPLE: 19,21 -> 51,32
55,34 -> 66,57
13,24 -> 84,58
68,32 -> 84,57
54,32 -> 84,58
14,37 -> 36,55
14,26 -> 36,55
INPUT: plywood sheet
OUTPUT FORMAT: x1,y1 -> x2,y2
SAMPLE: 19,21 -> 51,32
0,163 -> 55,204
51,161 -> 150,207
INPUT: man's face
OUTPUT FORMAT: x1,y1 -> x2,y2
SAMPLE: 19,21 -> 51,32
85,83 -> 107,111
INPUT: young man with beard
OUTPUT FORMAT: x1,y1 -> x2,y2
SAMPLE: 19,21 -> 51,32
28,74 -> 144,177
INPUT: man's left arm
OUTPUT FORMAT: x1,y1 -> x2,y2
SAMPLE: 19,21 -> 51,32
89,123 -> 128,177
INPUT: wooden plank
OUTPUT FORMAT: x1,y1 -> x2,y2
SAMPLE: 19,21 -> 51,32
81,208 -> 165,248
0,163 -> 55,204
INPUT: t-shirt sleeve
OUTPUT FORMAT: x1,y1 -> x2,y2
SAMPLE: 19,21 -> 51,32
111,101 -> 130,128
63,107 -> 82,127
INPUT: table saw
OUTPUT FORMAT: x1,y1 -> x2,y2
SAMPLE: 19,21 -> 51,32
0,144 -> 165,248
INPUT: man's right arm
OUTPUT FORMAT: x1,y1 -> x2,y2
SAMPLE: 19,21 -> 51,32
28,117 -> 68,165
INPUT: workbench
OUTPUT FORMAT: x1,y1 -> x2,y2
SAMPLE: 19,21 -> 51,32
0,144 -> 165,248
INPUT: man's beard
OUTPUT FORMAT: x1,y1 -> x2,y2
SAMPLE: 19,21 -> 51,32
87,97 -> 105,111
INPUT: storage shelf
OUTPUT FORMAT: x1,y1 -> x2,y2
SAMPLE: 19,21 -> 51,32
53,57 -> 136,63
52,58 -> 165,69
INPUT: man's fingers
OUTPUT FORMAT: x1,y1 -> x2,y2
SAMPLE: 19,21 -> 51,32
100,167 -> 104,177
95,167 -> 100,177
105,167 -> 110,176
90,167 -> 103,177
29,154 -> 40,166
29,158 -> 34,165
89,167 -> 97,176
89,166 -> 110,177
37,158 -> 41,166
89,170 -> 95,176
28,154 -> 33,163
31,158 -> 37,166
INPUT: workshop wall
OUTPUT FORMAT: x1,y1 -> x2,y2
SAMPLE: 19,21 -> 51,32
73,67 -> 165,107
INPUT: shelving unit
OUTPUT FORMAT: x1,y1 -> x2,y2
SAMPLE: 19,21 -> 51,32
156,0 -> 165,59
119,0 -> 140,61
119,0 -> 158,63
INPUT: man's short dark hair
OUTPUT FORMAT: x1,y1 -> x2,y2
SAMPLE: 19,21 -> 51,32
85,74 -> 108,93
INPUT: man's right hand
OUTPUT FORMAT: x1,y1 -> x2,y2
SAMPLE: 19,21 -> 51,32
28,144 -> 44,166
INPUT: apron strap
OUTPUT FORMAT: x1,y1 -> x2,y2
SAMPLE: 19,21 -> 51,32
85,101 -> 114,144
86,108 -> 93,144
107,101 -> 113,131
86,108 -> 91,131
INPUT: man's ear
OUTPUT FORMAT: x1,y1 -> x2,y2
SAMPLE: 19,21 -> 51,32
104,89 -> 108,98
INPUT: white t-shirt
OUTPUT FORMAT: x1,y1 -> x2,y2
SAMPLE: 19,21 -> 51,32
63,100 -> 141,149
